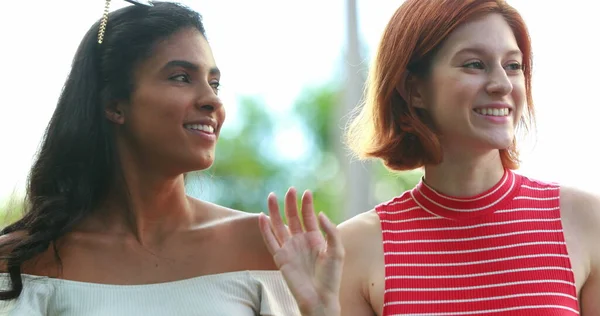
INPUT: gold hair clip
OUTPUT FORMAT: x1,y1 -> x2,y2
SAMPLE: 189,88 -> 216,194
97,0 -> 112,44
97,0 -> 154,44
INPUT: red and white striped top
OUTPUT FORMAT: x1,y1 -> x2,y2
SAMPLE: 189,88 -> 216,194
377,169 -> 579,315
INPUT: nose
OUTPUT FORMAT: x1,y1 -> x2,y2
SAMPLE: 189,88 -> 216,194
485,66 -> 513,97
195,84 -> 223,112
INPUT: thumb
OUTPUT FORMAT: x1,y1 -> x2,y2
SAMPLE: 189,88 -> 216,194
318,212 -> 344,260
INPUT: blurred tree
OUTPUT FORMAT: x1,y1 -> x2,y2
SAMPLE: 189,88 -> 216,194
192,85 -> 423,224
185,96 -> 293,217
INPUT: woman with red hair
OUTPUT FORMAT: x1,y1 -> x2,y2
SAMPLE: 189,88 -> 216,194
260,0 -> 600,315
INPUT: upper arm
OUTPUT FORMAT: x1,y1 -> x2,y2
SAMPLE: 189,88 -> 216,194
581,273 -> 600,316
338,211 -> 380,316
561,187 -> 600,315
580,197 -> 600,316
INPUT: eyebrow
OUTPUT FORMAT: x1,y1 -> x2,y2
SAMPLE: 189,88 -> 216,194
162,60 -> 221,76
454,47 -> 523,58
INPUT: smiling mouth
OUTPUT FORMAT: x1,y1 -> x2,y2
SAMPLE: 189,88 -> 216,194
184,123 -> 215,134
473,108 -> 511,117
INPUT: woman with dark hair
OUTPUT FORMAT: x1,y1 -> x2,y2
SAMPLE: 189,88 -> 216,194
0,1 -> 299,315
260,0 -> 600,315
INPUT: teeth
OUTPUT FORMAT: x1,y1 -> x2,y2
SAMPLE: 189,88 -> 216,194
474,108 -> 510,116
184,124 -> 215,133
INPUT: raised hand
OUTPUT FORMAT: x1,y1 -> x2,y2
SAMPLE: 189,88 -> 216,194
258,188 -> 344,316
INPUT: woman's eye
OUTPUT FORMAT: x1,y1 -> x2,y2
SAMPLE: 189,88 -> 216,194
506,62 -> 523,71
463,61 -> 485,69
170,74 -> 191,83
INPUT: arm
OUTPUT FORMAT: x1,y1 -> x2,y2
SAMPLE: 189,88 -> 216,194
338,211 -> 381,316
561,187 -> 600,315
578,191 -> 600,316
581,269 -> 600,316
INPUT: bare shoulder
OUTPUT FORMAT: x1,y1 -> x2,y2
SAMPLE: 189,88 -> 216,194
560,185 -> 600,208
559,185 -> 600,236
191,198 -> 278,270
560,186 -> 600,314
192,198 -> 265,237
338,209 -> 383,273
0,230 -> 57,276
559,185 -> 600,262
338,209 -> 383,275
338,209 -> 382,250
338,210 -> 383,316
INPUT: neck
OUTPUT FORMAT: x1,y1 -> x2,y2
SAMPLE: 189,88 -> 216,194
423,148 -> 506,197
91,146 -> 196,247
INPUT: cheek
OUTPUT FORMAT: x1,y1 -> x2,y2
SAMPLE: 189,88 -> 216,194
511,79 -> 526,104
511,79 -> 527,117
430,73 -> 478,111
218,105 -> 226,125
128,94 -> 187,141
136,87 -> 188,122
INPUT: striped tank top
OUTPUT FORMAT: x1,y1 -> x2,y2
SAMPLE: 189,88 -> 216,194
376,169 -> 579,315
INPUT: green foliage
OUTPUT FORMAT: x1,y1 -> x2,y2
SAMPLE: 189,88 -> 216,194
371,163 -> 424,203
189,87 -> 346,223
194,84 -> 423,224
0,195 -> 25,228
287,85 -> 344,223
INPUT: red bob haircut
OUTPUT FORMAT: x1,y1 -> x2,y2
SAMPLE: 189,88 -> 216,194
346,0 -> 534,171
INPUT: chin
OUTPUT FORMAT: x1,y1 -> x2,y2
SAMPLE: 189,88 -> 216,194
193,158 -> 215,172
461,136 -> 512,154
485,138 -> 514,151
177,154 -> 215,173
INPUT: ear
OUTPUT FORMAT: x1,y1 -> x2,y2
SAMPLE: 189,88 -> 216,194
104,101 -> 126,125
395,71 -> 426,109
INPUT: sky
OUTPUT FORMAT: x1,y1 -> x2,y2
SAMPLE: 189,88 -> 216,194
0,0 -> 599,202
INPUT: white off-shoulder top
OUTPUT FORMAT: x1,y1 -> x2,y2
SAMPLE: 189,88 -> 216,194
0,270 -> 300,315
